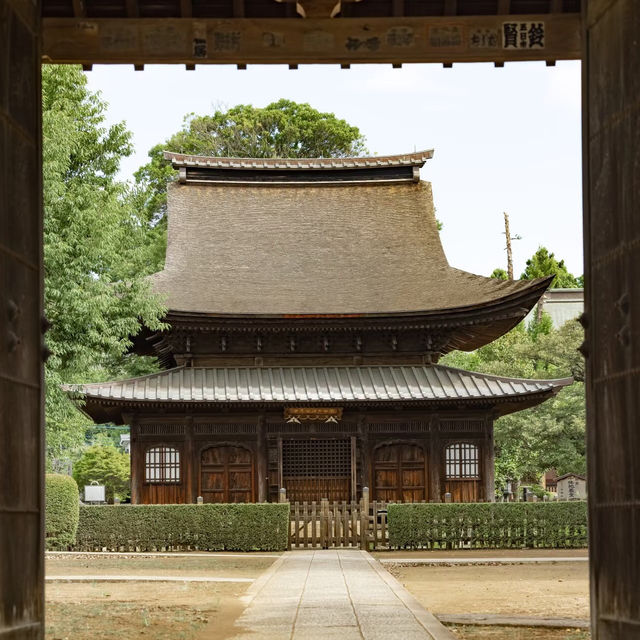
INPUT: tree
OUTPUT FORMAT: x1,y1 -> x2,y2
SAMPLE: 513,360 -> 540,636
72,445 -> 130,502
440,319 -> 586,490
490,268 -> 508,280
521,246 -> 580,288
43,65 -> 166,468
133,100 -> 368,269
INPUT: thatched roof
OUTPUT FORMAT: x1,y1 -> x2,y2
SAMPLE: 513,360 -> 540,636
150,152 -> 548,317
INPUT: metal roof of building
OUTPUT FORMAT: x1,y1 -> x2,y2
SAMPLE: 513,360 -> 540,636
68,365 -> 571,404
164,150 -> 434,170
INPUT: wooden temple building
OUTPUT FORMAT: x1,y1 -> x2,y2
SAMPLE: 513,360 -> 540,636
73,150 -> 571,505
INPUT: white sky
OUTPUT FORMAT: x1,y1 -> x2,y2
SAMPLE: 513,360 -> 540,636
86,60 -> 582,279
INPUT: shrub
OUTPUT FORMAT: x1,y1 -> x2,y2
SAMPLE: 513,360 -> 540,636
75,503 -> 289,552
72,445 -> 130,503
45,474 -> 80,550
387,502 -> 587,549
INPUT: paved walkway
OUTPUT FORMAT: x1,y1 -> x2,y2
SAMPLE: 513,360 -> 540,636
230,550 -> 455,640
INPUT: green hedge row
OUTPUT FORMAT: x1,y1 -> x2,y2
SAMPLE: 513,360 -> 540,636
45,474 -> 80,550
387,502 -> 588,549
75,503 -> 289,552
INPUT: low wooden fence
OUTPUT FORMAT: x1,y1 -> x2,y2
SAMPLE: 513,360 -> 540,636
286,488 -> 424,550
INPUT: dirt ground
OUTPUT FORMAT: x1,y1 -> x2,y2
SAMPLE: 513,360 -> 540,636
45,553 -> 277,640
387,562 -> 589,619
46,553 -> 277,578
374,549 -> 589,560
449,626 -> 590,640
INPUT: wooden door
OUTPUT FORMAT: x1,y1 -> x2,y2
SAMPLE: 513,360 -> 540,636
374,443 -> 426,502
200,446 -> 254,503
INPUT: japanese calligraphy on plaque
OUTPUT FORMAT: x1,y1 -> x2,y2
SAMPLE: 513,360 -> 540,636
386,26 -> 415,48
469,28 -> 500,49
502,22 -> 545,49
428,26 -> 463,49
213,30 -> 241,52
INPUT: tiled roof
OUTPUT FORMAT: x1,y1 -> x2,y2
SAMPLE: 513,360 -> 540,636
164,150 -> 434,170
68,365 -> 572,404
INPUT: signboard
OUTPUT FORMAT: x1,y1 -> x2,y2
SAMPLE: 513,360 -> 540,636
84,484 -> 106,502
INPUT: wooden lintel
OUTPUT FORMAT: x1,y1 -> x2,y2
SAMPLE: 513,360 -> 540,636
392,0 -> 404,17
41,14 -> 581,65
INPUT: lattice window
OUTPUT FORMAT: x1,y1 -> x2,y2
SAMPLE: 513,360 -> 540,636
445,443 -> 479,479
145,446 -> 181,483
283,439 -> 350,478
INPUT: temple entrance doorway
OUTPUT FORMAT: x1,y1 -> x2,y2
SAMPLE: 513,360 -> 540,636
373,443 -> 427,502
282,438 -> 352,502
200,445 -> 255,503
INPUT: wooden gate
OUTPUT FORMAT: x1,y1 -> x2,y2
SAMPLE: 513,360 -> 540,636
374,443 -> 427,502
288,490 -> 402,550
200,445 -> 254,503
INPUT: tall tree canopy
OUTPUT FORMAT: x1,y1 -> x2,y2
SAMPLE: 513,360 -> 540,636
133,99 -> 368,269
441,318 -> 585,490
520,246 -> 581,288
43,65 -> 166,468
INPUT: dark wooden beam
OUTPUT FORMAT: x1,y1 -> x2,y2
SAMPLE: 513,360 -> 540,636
126,0 -> 139,18
180,0 -> 192,18
392,0 -> 403,17
233,0 -> 245,18
444,0 -> 457,16
41,14 -> 581,65
71,0 -> 86,17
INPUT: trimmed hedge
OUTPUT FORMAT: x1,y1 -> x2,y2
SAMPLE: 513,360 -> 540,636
75,503 -> 289,552
45,474 -> 80,550
387,502 -> 587,549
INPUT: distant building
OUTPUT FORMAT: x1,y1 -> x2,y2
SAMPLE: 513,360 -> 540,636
556,473 -> 587,500
543,469 -> 559,493
119,433 -> 130,454
526,288 -> 584,329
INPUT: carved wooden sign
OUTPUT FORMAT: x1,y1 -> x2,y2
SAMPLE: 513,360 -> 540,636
284,407 -> 343,422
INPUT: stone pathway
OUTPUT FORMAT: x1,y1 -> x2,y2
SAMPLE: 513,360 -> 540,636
230,550 -> 455,640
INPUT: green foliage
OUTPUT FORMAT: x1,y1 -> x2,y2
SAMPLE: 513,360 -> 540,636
521,246 -> 580,288
72,445 -> 130,502
75,504 -> 289,551
45,474 -> 80,550
490,268 -> 508,280
42,65 -> 166,468
133,99 -> 368,269
387,502 -> 587,549
441,319 -> 585,488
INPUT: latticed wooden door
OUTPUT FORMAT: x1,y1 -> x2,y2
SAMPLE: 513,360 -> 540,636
200,446 -> 254,503
374,443 -> 427,502
282,439 -> 351,502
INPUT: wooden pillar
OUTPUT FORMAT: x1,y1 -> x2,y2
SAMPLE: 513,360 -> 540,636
185,416 -> 194,502
277,436 -> 283,491
257,416 -> 267,502
483,419 -> 495,503
130,417 -> 141,504
0,0 -> 43,635
358,415 -> 370,499
428,419 -> 441,502
350,435 -> 357,502
584,2 -> 640,636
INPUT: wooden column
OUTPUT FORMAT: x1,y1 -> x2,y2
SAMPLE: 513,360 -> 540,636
584,2 -> 640,636
428,420 -> 441,502
0,0 -> 43,635
483,419 -> 495,502
185,416 -> 194,502
358,416 -> 370,499
130,417 -> 141,504
257,416 -> 267,502
277,436 -> 283,491
350,435 -> 357,502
